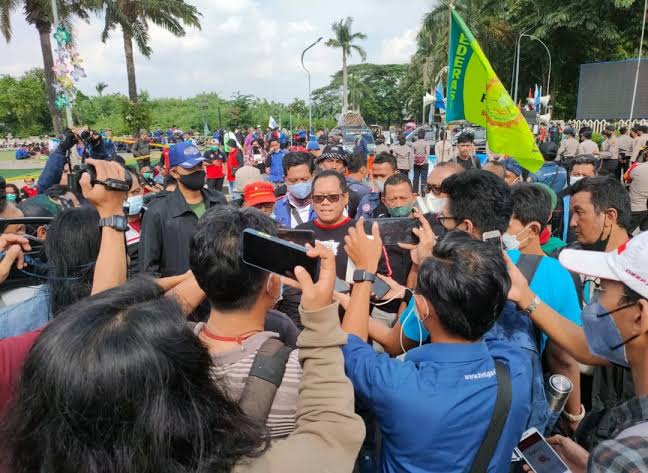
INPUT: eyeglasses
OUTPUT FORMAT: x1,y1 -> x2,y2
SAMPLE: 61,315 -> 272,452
426,184 -> 442,195
436,214 -> 456,227
312,193 -> 344,204
253,202 -> 275,210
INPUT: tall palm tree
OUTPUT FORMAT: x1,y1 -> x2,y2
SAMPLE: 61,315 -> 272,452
95,81 -> 108,96
325,17 -> 367,113
1,0 -> 91,133
99,0 -> 201,102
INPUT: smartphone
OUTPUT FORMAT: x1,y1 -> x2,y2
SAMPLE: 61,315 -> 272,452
335,277 -> 351,293
277,228 -> 316,247
365,218 -> 419,246
516,428 -> 571,473
344,257 -> 392,300
482,230 -> 503,250
241,228 -> 320,281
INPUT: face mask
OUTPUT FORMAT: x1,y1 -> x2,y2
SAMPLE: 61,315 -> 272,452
581,222 -> 610,252
581,301 -> 639,368
388,202 -> 414,218
253,146 -> 259,152
143,172 -> 152,180
178,170 -> 206,190
501,224 -> 532,251
288,180 -> 312,200
399,293 -> 430,352
569,176 -> 584,186
373,179 -> 385,193
211,146 -> 218,151
424,195 -> 446,214
125,195 -> 144,216
6,194 -> 16,202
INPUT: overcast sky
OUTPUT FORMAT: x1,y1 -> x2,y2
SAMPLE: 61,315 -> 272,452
0,0 -> 434,102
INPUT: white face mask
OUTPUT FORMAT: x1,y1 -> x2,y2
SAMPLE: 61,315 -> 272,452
502,224 -> 533,250
373,179 -> 385,193
570,175 -> 585,186
424,194 -> 447,214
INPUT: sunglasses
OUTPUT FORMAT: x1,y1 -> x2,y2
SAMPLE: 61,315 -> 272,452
426,184 -> 442,195
253,202 -> 275,210
312,193 -> 344,204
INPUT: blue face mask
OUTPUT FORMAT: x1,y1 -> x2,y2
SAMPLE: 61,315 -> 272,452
398,292 -> 430,351
288,180 -> 312,200
581,301 -> 638,368
125,195 -> 144,216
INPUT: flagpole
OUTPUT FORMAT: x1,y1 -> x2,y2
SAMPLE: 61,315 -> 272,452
446,0 -> 454,130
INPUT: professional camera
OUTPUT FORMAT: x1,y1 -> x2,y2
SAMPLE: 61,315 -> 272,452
68,163 -> 132,197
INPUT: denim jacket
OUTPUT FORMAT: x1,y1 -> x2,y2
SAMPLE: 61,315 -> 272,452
0,285 -> 50,339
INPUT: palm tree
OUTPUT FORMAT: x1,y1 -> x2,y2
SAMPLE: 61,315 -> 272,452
99,0 -> 201,102
0,0 -> 91,133
325,17 -> 367,113
95,81 -> 108,96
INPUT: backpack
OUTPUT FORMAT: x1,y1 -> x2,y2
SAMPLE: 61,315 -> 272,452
238,338 -> 292,422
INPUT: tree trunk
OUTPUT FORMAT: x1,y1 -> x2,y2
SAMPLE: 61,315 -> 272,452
37,24 -> 63,134
342,49 -> 348,112
123,29 -> 138,102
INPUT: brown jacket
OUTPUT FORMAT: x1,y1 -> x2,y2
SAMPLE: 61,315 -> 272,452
558,137 -> 579,160
600,136 -> 619,160
234,302 -> 365,473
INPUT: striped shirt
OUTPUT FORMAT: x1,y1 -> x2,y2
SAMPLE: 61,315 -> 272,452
193,325 -> 302,439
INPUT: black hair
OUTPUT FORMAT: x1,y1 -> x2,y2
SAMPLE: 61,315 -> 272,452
417,231 -> 510,340
418,130 -> 425,139
312,170 -> 348,194
640,125 -> 648,134
373,151 -> 397,171
581,130 -> 593,140
510,183 -> 552,231
5,183 -> 21,203
282,151 -> 315,175
435,161 -> 465,173
111,154 -> 126,166
620,127 -> 628,134
569,176 -> 632,229
456,132 -> 474,144
190,206 -> 278,312
440,169 -> 512,234
439,129 -> 447,140
45,207 -> 101,316
348,152 -> 367,173
383,173 -> 412,195
17,198 -> 56,236
539,141 -> 559,162
569,155 -> 600,175
0,176 -> 6,214
482,160 -> 506,179
2,278 -> 268,473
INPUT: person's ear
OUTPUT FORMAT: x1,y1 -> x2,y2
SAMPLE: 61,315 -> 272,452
460,219 -> 475,235
36,225 -> 47,240
529,222 -> 542,237
635,299 -> 648,334
604,207 -> 618,227
343,192 -> 349,207
266,273 -> 281,299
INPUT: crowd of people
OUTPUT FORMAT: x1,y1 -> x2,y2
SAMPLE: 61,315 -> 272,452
0,120 -> 646,473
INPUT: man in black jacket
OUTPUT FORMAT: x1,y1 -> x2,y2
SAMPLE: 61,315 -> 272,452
139,141 -> 227,277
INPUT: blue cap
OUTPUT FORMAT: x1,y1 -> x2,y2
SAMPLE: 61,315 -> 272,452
503,158 -> 522,177
168,142 -> 204,169
306,140 -> 320,151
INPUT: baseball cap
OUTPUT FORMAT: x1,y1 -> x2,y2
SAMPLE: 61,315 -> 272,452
244,181 -> 276,207
539,141 -> 558,161
559,232 -> 648,299
168,142 -> 204,169
319,145 -> 349,164
234,166 -> 262,192
503,158 -> 523,177
306,140 -> 320,151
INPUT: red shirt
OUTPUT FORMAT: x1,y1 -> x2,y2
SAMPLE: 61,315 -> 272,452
226,150 -> 240,182
0,329 -> 42,416
21,185 -> 37,198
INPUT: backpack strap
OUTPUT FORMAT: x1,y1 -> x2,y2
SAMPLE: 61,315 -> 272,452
562,195 -> 571,243
515,254 -> 543,348
468,360 -> 512,473
238,338 -> 293,422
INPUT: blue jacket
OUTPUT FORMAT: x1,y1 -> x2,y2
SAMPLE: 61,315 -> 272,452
268,150 -> 286,183
274,195 -> 316,228
37,146 -> 68,193
531,162 -> 567,194
0,285 -> 50,339
356,192 -> 381,219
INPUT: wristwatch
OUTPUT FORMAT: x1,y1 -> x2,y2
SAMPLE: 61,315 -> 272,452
353,269 -> 376,284
99,215 -> 128,232
522,295 -> 542,314
562,404 -> 586,423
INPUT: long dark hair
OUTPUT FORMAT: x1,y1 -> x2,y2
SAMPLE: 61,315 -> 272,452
2,278 -> 269,473
44,206 -> 101,315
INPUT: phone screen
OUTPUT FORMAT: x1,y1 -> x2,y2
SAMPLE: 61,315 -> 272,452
482,230 -> 503,250
365,218 -> 419,246
241,229 -> 320,281
277,229 -> 316,247
518,431 -> 570,473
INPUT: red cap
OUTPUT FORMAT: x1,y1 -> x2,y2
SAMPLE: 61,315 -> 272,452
243,181 -> 276,207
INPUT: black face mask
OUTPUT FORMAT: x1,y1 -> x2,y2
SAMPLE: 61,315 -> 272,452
581,222 -> 611,252
178,170 -> 206,190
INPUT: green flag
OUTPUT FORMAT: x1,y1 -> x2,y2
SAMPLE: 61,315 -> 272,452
447,8 -> 543,173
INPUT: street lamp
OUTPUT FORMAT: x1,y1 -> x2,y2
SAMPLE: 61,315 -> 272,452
514,34 -> 552,105
301,37 -> 323,135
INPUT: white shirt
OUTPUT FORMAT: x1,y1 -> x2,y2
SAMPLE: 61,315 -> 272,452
290,204 -> 312,228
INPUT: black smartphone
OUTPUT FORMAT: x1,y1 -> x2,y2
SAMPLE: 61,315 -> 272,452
335,277 -> 350,293
277,228 -> 316,247
482,230 -> 503,250
371,277 -> 391,299
365,218 -> 419,246
241,228 -> 320,280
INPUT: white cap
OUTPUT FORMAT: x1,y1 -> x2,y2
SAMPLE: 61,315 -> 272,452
559,231 -> 648,299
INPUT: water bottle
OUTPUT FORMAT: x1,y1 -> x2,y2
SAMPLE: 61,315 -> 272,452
544,374 -> 573,434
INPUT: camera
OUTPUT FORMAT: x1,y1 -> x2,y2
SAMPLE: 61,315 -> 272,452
68,163 -> 132,197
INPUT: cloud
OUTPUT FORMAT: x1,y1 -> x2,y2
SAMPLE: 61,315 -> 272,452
0,0 -> 430,102
379,28 -> 418,64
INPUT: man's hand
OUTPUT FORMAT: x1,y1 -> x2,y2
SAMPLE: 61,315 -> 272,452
0,234 -> 31,284
291,242 -> 336,312
546,436 -> 588,473
344,218 -> 382,273
80,158 -> 127,218
398,208 -> 436,266
375,274 -> 406,301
